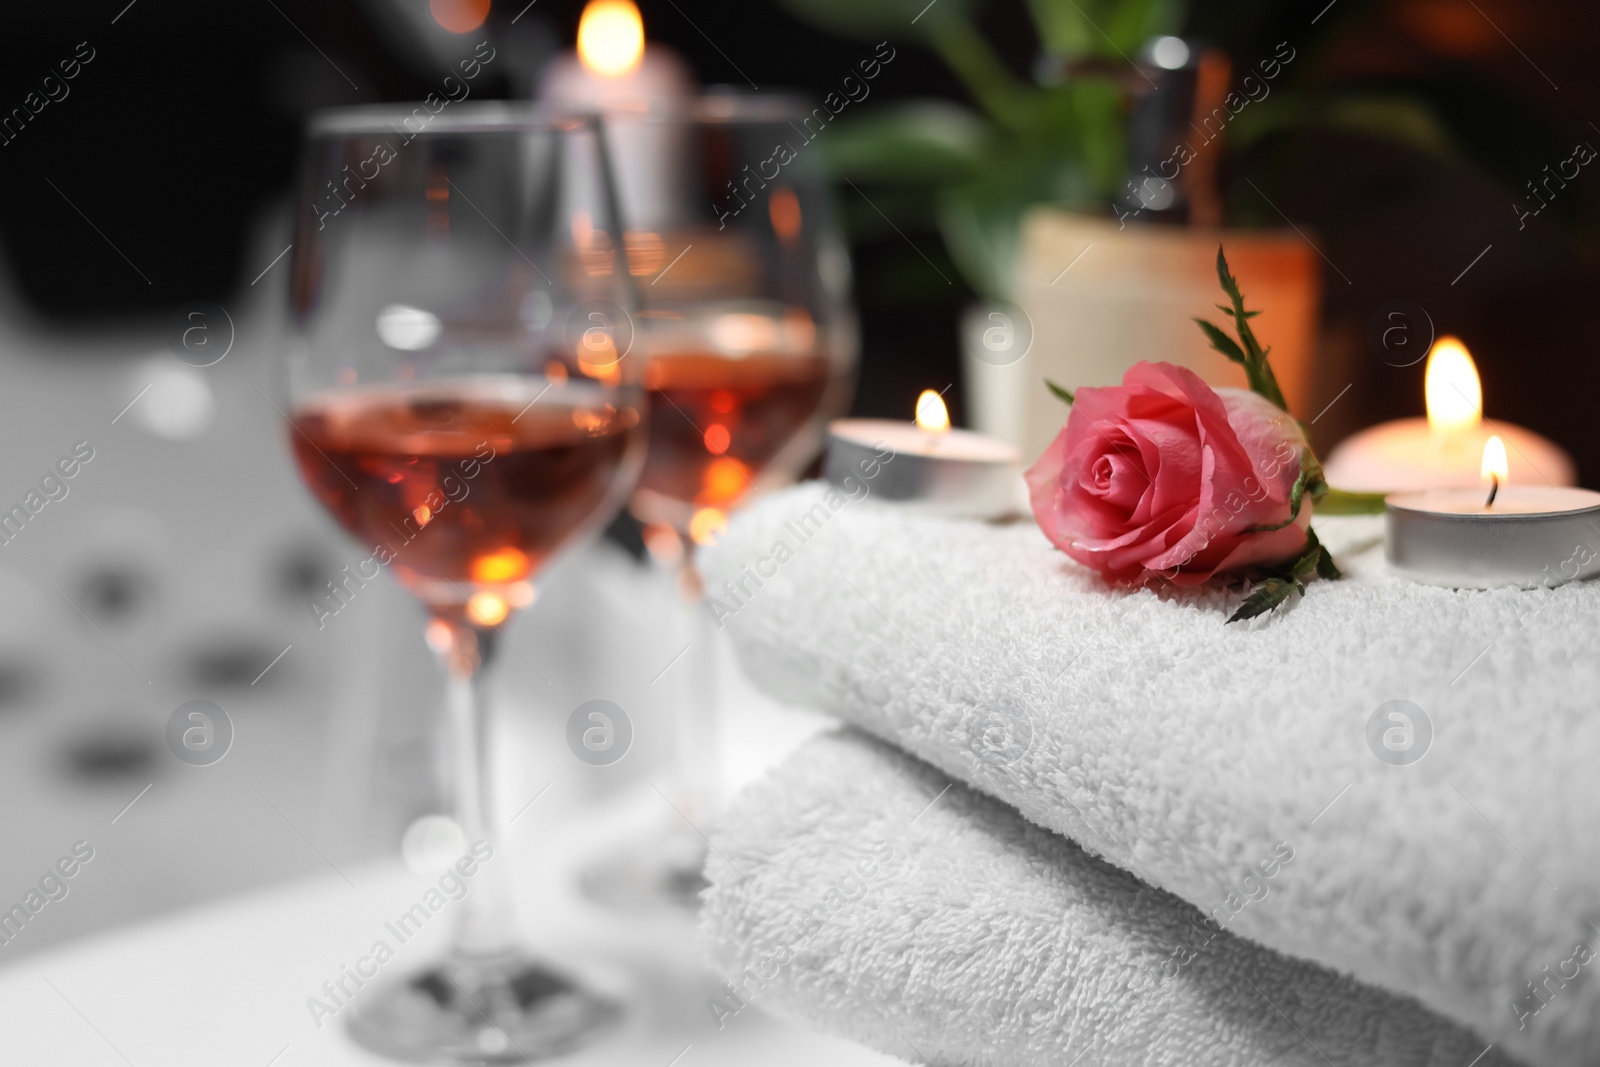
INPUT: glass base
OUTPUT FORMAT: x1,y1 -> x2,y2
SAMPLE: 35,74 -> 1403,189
579,828 -> 708,913
345,953 -> 620,1064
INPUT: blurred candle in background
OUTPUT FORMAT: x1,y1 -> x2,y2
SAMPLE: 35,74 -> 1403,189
1323,336 -> 1575,492
539,0 -> 693,230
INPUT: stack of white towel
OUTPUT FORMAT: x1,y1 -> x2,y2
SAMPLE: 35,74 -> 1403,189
698,484 -> 1600,1067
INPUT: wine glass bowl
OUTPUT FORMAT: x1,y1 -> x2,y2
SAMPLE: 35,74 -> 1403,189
290,375 -> 641,626
285,103 -> 643,1064
290,105 -> 646,623
616,95 -> 858,538
631,319 -> 843,537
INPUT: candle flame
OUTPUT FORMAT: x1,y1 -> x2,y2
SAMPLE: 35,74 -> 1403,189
578,0 -> 645,78
915,389 -> 950,434
1481,434 -> 1508,484
1424,336 -> 1482,436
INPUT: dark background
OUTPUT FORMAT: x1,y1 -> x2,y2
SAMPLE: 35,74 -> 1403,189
2,0 -> 1599,477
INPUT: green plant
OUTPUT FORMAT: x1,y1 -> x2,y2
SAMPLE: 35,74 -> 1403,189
779,0 -> 1176,299
778,0 -> 1574,300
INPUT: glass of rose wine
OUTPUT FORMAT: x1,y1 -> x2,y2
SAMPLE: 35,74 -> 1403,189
285,104 -> 645,1063
582,95 -> 858,907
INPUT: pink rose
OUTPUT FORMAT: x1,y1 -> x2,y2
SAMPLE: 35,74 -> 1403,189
1026,361 -> 1311,586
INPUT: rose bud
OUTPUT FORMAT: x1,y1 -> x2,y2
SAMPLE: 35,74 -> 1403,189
1026,361 -> 1311,586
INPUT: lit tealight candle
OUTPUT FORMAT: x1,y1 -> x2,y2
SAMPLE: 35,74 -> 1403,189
1385,435 -> 1600,588
539,0 -> 692,113
825,391 -> 1022,520
1324,337 -> 1575,492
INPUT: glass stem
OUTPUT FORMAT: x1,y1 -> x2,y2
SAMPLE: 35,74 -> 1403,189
434,620 -> 519,962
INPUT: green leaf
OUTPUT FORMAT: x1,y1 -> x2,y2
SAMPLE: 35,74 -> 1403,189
1215,244 -> 1243,303
1102,0 -> 1180,55
920,80 -> 1127,297
1317,487 -> 1390,515
1227,526 -> 1343,623
1301,449 -> 1328,502
1287,461 -> 1308,518
1223,94 -> 1315,151
922,19 -> 1033,129
1023,0 -> 1096,59
1195,319 -> 1247,365
1060,79 -> 1126,195
1228,578 -> 1294,624
936,140 -> 1102,300
819,103 -> 989,185
1207,246 -> 1291,414
937,184 -> 1025,302
1025,0 -> 1180,60
1245,459 -> 1309,533
1291,529 -> 1323,582
1318,95 -> 1457,159
1045,379 -> 1076,405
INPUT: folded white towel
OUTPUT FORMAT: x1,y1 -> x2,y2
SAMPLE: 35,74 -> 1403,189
702,484 -> 1600,1067
703,728 -> 1513,1067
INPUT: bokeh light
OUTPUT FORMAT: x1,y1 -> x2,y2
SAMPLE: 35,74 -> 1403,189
429,0 -> 491,34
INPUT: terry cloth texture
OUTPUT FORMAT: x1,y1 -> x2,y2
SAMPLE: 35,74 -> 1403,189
701,484 -> 1600,1066
702,729 -> 1516,1067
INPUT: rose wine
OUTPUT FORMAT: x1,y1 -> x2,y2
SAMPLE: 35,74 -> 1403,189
633,352 -> 839,528
291,379 -> 642,602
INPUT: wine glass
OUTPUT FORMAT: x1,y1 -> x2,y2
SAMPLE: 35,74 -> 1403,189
583,94 -> 858,907
285,103 -> 645,1063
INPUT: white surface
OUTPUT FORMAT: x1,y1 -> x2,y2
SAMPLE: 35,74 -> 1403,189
0,670 -> 894,1067
0,847 -> 903,1067
0,505 -> 879,1064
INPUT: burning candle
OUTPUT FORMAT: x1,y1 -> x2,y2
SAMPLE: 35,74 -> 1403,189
1385,436 -> 1600,588
825,391 -> 1022,519
1323,337 -> 1575,492
539,0 -> 692,112
539,0 -> 693,229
